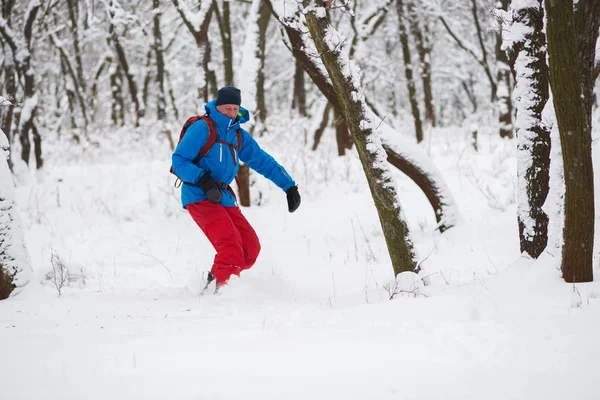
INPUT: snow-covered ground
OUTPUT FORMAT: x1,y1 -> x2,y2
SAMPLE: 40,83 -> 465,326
2,119 -> 600,399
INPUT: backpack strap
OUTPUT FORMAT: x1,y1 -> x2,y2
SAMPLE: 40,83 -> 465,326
194,115 -> 218,165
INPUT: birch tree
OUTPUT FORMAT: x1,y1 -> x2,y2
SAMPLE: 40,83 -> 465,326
506,1 -> 550,259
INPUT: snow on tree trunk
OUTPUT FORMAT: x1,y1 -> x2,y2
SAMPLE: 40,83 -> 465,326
507,1 -> 551,259
545,0 -> 596,282
0,128 -> 32,299
304,2 -> 418,275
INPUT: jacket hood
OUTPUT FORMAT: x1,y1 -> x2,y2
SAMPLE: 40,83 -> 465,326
205,100 -> 250,132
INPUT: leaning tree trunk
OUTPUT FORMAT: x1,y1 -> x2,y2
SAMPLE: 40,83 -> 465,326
265,0 -> 457,233
304,1 -> 418,275
545,0 -> 597,283
510,1 -> 551,259
396,0 -> 424,143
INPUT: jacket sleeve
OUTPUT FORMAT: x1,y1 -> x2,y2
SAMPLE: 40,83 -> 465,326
171,120 -> 210,184
238,130 -> 296,191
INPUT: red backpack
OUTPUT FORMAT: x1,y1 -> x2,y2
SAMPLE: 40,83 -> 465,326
170,114 -> 242,187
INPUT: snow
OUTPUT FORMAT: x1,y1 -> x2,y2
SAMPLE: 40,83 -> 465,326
1,115 -> 599,399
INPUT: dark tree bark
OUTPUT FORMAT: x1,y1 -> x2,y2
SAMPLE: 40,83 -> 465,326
292,59 -> 307,117
396,0 -> 424,143
496,0 -> 514,139
511,2 -> 551,259
383,145 -> 451,232
545,0 -> 599,282
407,2 -> 435,127
153,0 -> 167,121
305,1 -> 418,275
334,107 -> 352,156
237,164 -> 250,207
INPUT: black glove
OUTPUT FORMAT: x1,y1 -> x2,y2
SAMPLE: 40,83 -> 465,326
196,172 -> 223,203
286,185 -> 301,213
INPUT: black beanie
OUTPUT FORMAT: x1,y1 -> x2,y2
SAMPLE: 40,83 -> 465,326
216,86 -> 241,106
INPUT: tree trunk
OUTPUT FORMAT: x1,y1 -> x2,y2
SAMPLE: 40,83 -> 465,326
172,0 -> 214,106
66,0 -> 86,93
292,60 -> 308,117
256,0 -> 270,123
496,0 -> 513,139
407,2 -> 435,127
545,0 -> 598,282
312,102 -> 332,151
383,145 -> 452,232
110,63 -> 125,126
153,0 -> 167,121
108,11 -> 143,126
396,0 -> 424,143
334,107 -> 352,156
305,2 -> 418,275
237,164 -> 251,207
511,2 -> 550,259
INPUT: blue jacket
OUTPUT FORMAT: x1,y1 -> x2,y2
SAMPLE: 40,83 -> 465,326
172,100 -> 296,208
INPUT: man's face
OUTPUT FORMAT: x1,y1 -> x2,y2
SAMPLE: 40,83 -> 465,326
216,104 -> 239,119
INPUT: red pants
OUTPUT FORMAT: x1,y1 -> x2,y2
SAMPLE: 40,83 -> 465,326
187,201 -> 261,284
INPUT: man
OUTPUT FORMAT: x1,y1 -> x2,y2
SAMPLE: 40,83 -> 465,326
172,86 -> 301,293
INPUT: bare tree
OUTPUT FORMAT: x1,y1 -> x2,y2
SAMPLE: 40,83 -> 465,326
545,0 -> 599,283
396,0 -> 423,143
0,127 -> 31,299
